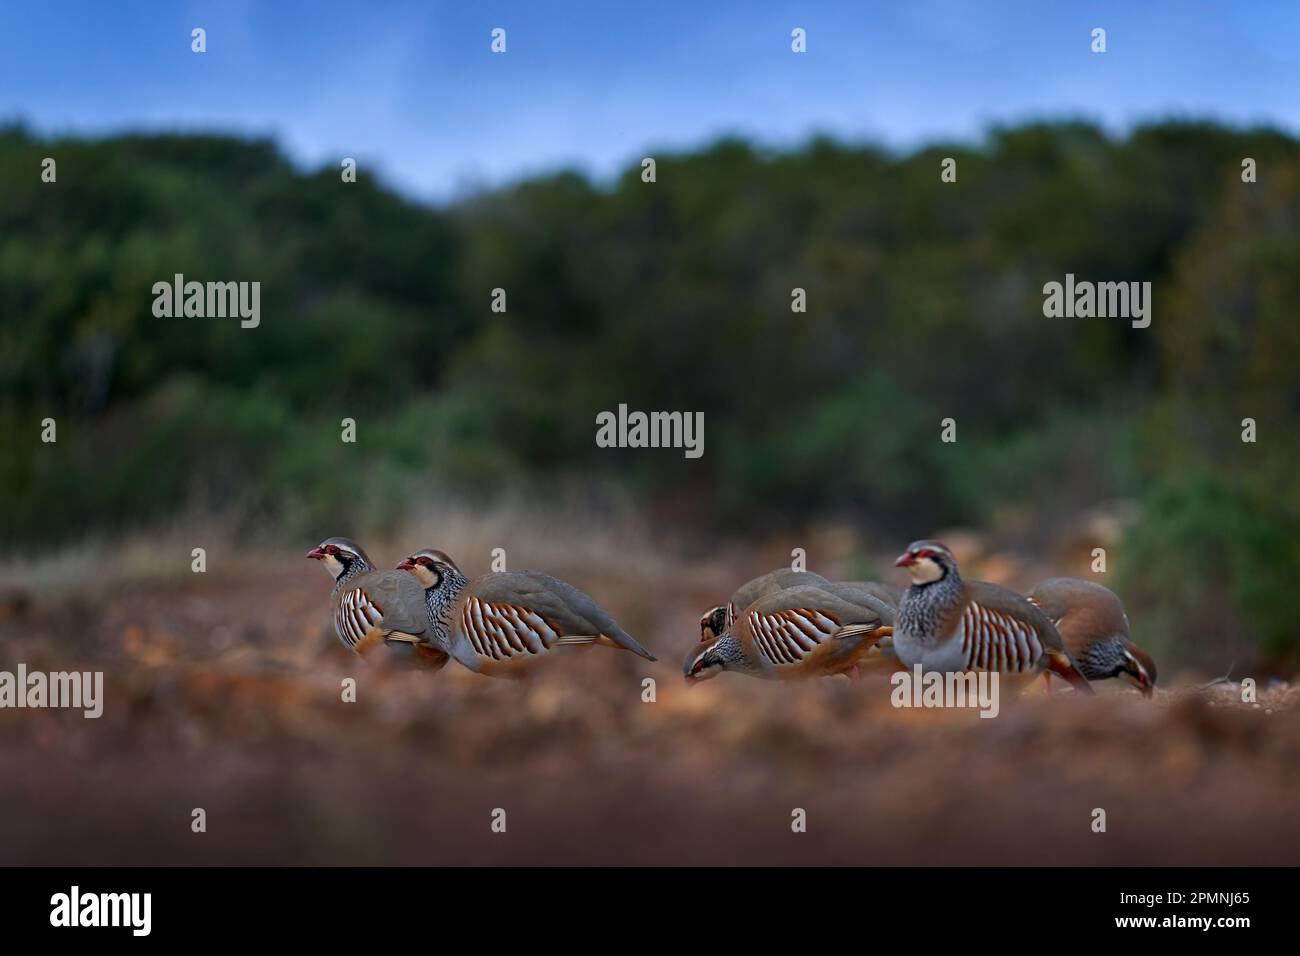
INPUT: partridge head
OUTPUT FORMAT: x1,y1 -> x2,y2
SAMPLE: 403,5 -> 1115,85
894,539 -> 956,586
698,606 -> 729,643
306,536 -> 369,581
683,631 -> 744,683
398,548 -> 462,587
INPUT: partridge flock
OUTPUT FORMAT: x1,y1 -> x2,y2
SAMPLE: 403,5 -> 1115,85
307,537 -> 653,680
308,535 -> 1156,696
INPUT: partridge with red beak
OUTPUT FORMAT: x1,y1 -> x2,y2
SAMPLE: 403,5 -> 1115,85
1027,577 -> 1156,696
399,548 -> 655,679
893,540 -> 1094,693
306,537 -> 476,670
685,584 -> 894,683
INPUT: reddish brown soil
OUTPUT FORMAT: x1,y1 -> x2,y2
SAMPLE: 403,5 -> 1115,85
1,568 -> 1297,865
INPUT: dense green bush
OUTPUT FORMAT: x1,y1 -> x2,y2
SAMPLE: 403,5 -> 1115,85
2,121 -> 1297,660
1118,474 -> 1300,664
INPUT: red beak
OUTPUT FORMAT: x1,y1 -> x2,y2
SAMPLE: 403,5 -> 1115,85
397,558 -> 415,570
306,547 -> 324,560
1141,685 -> 1154,700
894,552 -> 916,568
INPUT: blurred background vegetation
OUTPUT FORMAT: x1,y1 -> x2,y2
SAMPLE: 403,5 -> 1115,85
1,119 -> 1297,666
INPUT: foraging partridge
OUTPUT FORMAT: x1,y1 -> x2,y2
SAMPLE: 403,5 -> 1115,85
699,567 -> 831,642
398,548 -> 655,679
684,584 -> 893,683
306,537 -> 473,670
1027,577 -> 1156,696
830,580 -> 902,664
893,540 -> 1094,693
835,580 -> 901,609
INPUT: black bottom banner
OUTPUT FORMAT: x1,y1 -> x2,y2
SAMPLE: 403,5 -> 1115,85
0,866 -> 1284,942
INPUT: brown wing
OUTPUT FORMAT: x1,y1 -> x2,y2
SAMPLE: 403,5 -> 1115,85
957,600 -> 1046,673
335,587 -> 385,650
737,585 -> 885,671
1025,593 -> 1074,651
457,595 -> 558,662
728,568 -> 831,625
743,606 -> 844,668
464,572 -> 655,660
334,571 -> 429,653
1027,580 -> 1129,661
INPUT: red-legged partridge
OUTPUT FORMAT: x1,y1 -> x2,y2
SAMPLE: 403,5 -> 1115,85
1027,577 -> 1156,696
684,584 -> 893,683
398,548 -> 655,679
306,537 -> 476,671
834,580 -> 902,664
699,567 -> 831,642
893,540 -> 1094,693
842,580 -> 900,609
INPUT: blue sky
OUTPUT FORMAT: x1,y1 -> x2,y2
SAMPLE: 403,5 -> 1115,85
1,1 -> 1296,201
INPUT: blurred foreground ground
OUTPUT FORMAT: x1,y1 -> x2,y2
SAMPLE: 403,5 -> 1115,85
1,521 -> 1297,866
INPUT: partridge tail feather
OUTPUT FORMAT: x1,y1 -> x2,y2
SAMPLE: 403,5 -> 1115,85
1047,651 -> 1095,695
554,633 -> 658,661
599,630 -> 657,662
832,623 -> 889,644
412,644 -> 450,672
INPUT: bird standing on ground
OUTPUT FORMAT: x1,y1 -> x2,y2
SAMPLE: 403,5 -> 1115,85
685,584 -> 894,683
1027,577 -> 1156,696
306,537 -> 475,670
399,548 -> 656,679
893,540 -> 1094,693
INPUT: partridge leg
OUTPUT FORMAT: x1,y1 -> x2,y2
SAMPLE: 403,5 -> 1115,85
412,644 -> 450,672
1046,651 -> 1095,695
